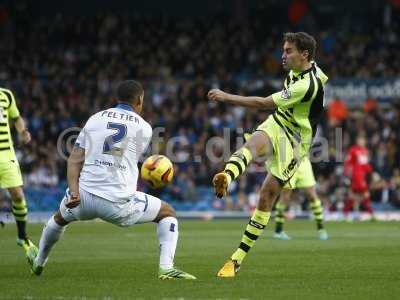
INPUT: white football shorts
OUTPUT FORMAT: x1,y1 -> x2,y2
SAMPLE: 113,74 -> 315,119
59,188 -> 162,227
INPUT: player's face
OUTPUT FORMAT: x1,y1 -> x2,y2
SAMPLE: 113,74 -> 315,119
357,137 -> 366,147
282,41 -> 308,71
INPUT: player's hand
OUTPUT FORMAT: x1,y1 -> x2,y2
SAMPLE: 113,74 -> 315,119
20,130 -> 31,144
208,89 -> 229,102
65,191 -> 81,208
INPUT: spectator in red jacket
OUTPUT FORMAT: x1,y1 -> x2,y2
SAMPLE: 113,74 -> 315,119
344,135 -> 375,220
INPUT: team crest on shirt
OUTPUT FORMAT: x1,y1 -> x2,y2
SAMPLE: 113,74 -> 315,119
281,88 -> 291,100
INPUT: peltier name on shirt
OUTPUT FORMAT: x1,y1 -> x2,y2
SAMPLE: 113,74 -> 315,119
101,111 -> 139,123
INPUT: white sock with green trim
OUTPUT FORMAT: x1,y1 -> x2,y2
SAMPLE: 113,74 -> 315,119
36,217 -> 66,266
157,217 -> 178,270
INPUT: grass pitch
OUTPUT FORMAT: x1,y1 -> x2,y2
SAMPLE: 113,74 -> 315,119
1,220 -> 399,300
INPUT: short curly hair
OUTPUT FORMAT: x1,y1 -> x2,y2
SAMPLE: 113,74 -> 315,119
283,32 -> 316,61
117,80 -> 143,103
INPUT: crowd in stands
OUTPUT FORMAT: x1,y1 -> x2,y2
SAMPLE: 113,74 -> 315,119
1,6 -> 399,211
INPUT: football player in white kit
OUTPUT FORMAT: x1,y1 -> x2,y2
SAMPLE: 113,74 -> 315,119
26,80 -> 196,280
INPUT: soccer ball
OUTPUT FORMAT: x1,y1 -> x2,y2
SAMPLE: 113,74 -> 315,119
141,155 -> 174,189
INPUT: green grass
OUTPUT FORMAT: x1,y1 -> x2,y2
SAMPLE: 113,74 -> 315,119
1,220 -> 400,300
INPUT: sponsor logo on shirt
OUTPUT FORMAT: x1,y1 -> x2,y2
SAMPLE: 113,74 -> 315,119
281,88 -> 291,100
94,159 -> 127,171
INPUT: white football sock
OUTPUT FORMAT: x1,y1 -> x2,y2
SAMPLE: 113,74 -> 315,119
157,216 -> 178,270
35,216 -> 66,266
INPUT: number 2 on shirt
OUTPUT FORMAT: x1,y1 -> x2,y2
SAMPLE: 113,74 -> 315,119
103,122 -> 127,156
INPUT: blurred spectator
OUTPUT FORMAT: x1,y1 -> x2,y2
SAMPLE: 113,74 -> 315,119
0,5 -> 398,211
364,98 -> 378,114
327,97 -> 348,126
26,159 -> 59,188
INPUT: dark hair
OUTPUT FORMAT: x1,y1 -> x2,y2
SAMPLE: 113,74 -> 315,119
283,32 -> 316,61
117,80 -> 143,103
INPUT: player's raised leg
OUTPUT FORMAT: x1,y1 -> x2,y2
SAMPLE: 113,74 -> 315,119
273,189 -> 292,240
213,131 -> 272,198
305,186 -> 328,240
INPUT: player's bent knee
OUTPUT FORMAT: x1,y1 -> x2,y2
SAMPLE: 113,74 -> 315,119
244,131 -> 272,159
8,186 -> 24,201
54,211 -> 69,226
154,201 -> 176,223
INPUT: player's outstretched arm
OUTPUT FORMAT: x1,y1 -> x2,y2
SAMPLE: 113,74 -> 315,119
66,146 -> 85,208
207,88 -> 276,110
13,116 -> 31,144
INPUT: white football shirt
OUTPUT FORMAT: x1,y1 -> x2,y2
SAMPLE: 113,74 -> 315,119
75,103 -> 152,202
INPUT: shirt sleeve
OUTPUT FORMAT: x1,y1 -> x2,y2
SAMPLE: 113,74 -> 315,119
271,79 -> 309,109
75,115 -> 96,149
142,123 -> 153,153
5,89 -> 20,119
75,127 -> 87,149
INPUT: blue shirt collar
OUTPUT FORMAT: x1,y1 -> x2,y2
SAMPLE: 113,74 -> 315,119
115,103 -> 134,112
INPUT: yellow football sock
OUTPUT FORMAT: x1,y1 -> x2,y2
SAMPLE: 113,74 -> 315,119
12,198 -> 28,239
231,209 -> 270,264
275,201 -> 286,233
311,198 -> 324,230
224,147 -> 252,185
